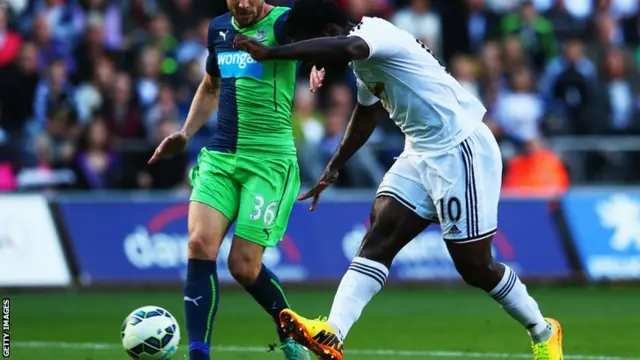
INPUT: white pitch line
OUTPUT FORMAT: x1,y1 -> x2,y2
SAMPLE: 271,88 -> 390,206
13,341 -> 640,360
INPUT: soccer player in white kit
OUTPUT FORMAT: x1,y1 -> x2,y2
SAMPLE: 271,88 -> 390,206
235,1 -> 563,359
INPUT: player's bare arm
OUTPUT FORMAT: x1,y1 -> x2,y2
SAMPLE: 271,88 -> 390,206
299,102 -> 383,210
327,101 -> 382,170
182,74 -> 220,139
148,74 -> 220,164
234,35 -> 370,64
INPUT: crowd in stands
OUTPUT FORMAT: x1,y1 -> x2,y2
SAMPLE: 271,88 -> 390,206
0,0 -> 639,193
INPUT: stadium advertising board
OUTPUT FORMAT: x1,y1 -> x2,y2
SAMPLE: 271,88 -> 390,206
0,195 -> 72,286
562,190 -> 640,280
58,197 -> 570,285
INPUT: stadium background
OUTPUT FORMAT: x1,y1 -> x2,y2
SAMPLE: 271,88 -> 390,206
2,0 -> 640,359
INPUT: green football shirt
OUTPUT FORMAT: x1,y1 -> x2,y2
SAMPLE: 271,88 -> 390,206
205,7 -> 298,157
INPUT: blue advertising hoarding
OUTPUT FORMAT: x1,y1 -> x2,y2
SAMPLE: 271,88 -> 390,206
562,191 -> 640,280
58,197 -> 571,285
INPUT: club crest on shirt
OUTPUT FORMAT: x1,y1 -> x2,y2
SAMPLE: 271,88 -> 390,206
254,27 -> 267,42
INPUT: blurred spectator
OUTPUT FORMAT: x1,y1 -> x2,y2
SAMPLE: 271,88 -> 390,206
145,83 -> 182,136
293,82 -> 324,145
466,0 -> 500,52
293,82 -> 325,183
72,117 -> 121,189
492,66 -> 544,142
15,131 -> 76,189
165,0 -> 199,37
32,133 -> 55,168
175,59 -> 204,111
502,35 -> 530,73
43,107 -> 79,167
539,38 -> 596,134
32,12 -> 75,73
121,0 -> 158,46
502,137 -> 569,195
478,40 -> 504,108
319,107 -> 348,186
104,72 -> 144,139
328,82 -> 354,116
450,54 -> 481,99
592,47 -> 640,134
590,12 -> 624,47
73,13 -> 115,83
392,0 -> 442,54
621,6 -> 640,49
144,12 -> 179,76
585,48 -> 640,183
75,56 -> 115,124
0,41 -> 39,143
28,0 -> 84,47
78,0 -> 123,50
33,60 -> 82,174
33,57 -> 77,127
176,18 -> 208,69
135,46 -> 162,109
501,0 -> 557,71
543,0 -> 587,41
3,0 -> 28,18
0,5 -> 21,68
586,13 -> 637,76
593,0 -> 638,21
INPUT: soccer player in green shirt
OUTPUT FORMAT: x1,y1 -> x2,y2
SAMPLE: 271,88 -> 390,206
148,1 -> 309,359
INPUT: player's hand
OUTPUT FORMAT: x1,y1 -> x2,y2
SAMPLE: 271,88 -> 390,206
310,66 -> 325,93
148,131 -> 188,164
297,168 -> 339,211
233,34 -> 269,61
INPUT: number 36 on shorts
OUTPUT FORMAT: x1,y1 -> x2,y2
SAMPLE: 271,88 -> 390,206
249,195 -> 278,226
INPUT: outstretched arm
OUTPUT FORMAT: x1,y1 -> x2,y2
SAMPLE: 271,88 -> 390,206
297,101 -> 383,209
326,101 -> 383,171
271,36 -> 369,63
234,35 -> 370,64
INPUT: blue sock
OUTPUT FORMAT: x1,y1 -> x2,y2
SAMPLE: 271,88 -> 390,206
184,259 -> 219,360
244,264 -> 291,342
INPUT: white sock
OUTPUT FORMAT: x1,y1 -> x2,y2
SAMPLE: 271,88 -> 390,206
326,257 -> 389,340
489,265 -> 552,343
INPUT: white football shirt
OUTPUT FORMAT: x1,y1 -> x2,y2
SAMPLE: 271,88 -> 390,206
348,17 -> 487,154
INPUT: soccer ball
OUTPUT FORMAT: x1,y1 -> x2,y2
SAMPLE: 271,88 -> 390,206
121,306 -> 181,359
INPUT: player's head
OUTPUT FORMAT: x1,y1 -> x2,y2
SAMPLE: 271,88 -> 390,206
227,0 -> 266,27
285,0 -> 351,41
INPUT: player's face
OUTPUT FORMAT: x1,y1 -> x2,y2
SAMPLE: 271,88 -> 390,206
228,0 -> 264,27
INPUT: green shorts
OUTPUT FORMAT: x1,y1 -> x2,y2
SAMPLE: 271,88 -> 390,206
189,149 -> 300,248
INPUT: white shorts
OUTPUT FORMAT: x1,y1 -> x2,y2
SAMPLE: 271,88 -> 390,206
376,122 -> 502,243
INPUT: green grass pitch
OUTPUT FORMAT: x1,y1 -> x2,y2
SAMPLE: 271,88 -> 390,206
7,286 -> 640,359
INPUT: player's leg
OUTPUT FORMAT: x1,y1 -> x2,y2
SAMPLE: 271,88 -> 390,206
326,194 -> 432,337
446,237 -> 560,339
228,237 -> 293,338
185,150 -> 240,360
280,156 -> 433,360
433,123 -> 562,359
228,156 -> 309,359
